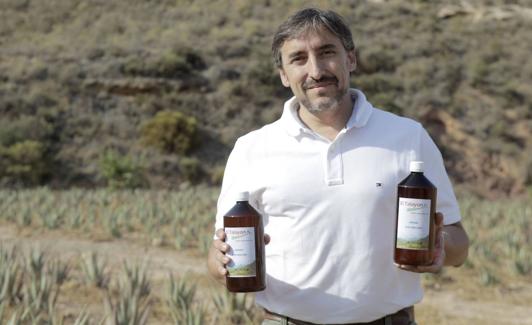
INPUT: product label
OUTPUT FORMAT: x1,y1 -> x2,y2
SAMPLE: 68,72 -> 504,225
225,227 -> 256,277
396,198 -> 431,250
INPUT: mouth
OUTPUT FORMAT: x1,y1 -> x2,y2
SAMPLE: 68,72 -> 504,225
308,82 -> 336,90
303,77 -> 338,91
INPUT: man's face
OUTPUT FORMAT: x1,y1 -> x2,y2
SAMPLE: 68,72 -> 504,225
278,27 -> 356,113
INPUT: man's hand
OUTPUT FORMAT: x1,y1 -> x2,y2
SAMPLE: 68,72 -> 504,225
207,228 -> 270,285
395,212 -> 446,273
208,229 -> 230,283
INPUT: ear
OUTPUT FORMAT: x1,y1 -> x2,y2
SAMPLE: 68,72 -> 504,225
347,50 -> 357,73
279,68 -> 290,87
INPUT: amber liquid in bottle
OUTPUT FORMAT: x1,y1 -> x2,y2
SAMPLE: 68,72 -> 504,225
394,161 -> 437,266
224,192 -> 265,292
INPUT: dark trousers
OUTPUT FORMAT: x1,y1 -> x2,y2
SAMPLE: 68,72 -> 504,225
261,306 -> 416,325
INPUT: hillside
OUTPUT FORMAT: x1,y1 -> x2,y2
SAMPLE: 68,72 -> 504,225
0,0 -> 531,197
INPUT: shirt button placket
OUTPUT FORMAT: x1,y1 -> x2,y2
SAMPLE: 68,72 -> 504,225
325,140 -> 343,186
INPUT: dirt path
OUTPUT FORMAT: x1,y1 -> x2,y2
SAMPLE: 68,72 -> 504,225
0,225 -> 206,281
1,224 -> 531,324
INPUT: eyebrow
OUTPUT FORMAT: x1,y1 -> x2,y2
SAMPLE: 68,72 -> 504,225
287,43 -> 338,60
317,44 -> 337,51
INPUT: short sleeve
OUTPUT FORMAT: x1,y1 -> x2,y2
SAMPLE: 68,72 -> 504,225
213,138 -> 254,236
417,128 -> 462,225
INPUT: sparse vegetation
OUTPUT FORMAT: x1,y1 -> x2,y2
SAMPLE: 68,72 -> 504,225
0,188 -> 530,322
0,187 -> 218,250
0,0 -> 529,195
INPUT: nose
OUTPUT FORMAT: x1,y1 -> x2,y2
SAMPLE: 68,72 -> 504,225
307,55 -> 324,80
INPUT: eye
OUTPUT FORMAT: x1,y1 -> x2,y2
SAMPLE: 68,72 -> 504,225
290,56 -> 305,64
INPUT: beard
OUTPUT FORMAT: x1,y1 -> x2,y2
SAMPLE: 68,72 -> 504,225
300,76 -> 348,113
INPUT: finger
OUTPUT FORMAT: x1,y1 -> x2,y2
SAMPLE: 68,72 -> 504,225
216,250 -> 231,265
395,263 -> 423,273
218,266 -> 227,276
434,251 -> 445,268
215,228 -> 226,241
396,262 -> 441,274
213,239 -> 229,253
434,213 -> 444,235
433,219 -> 446,256
264,233 -> 271,245
436,226 -> 445,250
433,212 -> 444,251
434,230 -> 443,252
435,240 -> 446,264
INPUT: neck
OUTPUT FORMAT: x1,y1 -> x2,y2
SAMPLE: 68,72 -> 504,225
298,93 -> 353,141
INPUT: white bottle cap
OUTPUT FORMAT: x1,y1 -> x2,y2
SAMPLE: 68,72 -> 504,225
236,191 -> 249,201
410,161 -> 424,172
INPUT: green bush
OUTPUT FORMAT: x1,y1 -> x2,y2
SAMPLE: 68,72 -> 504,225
99,150 -> 145,189
0,114 -> 57,186
0,140 -> 46,185
140,111 -> 198,154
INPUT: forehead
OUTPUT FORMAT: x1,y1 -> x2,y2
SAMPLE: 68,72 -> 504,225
280,27 -> 344,55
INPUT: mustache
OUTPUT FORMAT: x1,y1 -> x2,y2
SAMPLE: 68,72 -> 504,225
303,76 -> 338,90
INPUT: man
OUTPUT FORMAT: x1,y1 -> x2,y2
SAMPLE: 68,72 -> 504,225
208,8 -> 469,325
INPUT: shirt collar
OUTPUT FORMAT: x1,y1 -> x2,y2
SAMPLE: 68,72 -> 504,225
279,88 -> 374,137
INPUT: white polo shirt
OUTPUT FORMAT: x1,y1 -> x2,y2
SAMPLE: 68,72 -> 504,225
215,89 -> 461,323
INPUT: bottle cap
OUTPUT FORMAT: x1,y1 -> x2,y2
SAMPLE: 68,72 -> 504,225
410,161 -> 424,172
236,191 -> 249,201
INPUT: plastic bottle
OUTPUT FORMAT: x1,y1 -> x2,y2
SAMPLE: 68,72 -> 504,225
224,191 -> 265,292
394,161 -> 437,266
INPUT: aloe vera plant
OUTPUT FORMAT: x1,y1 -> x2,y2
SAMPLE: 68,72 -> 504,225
0,246 -> 24,306
213,291 -> 256,324
103,264 -> 152,325
166,274 -> 207,325
80,252 -> 109,289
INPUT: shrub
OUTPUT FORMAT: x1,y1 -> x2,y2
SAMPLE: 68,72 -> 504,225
140,111 -> 198,154
0,140 -> 47,185
99,150 -> 145,189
